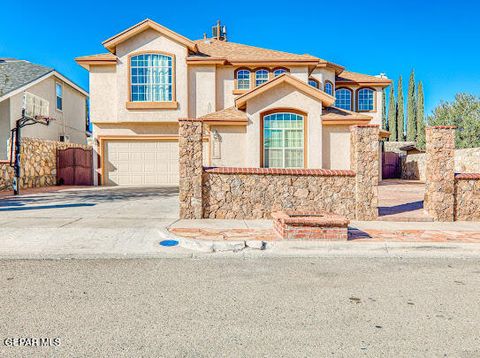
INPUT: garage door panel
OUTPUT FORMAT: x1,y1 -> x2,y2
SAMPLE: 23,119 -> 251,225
105,140 -> 179,186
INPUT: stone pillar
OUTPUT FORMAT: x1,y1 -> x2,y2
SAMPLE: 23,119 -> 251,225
179,119 -> 203,219
425,126 -> 456,221
350,125 -> 380,220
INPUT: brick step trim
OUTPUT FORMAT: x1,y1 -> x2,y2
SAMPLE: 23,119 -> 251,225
455,173 -> 480,180
203,167 -> 356,177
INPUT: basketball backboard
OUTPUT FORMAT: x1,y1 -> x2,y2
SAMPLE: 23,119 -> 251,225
23,92 -> 49,119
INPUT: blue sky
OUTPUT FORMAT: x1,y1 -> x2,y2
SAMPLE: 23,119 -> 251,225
1,0 -> 479,115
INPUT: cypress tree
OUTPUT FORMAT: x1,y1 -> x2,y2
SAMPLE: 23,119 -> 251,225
382,89 -> 387,130
396,76 -> 405,141
406,69 -> 417,141
388,84 -> 397,141
416,81 -> 426,149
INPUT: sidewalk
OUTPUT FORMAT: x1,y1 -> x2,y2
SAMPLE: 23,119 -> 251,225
169,219 -> 480,243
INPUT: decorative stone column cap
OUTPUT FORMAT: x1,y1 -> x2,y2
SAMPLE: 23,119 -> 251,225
178,118 -> 203,122
427,125 -> 457,130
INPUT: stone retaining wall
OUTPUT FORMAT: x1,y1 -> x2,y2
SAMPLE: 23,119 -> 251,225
0,137 -> 90,192
425,127 -> 480,222
401,147 -> 480,181
179,120 -> 379,220
203,168 -> 356,219
454,174 -> 480,221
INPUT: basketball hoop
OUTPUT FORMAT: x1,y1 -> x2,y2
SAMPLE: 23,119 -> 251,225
33,115 -> 55,126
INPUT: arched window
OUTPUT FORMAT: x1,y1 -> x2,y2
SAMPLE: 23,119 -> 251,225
335,88 -> 352,110
273,68 -> 288,77
308,78 -> 319,88
357,88 -> 375,111
255,69 -> 269,86
263,111 -> 305,168
324,81 -> 333,96
130,53 -> 173,102
236,69 -> 251,90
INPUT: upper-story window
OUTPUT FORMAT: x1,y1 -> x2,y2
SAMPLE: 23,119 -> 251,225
255,69 -> 269,86
130,53 -> 173,102
273,68 -> 288,77
55,82 -> 63,111
308,78 -> 319,88
236,69 -> 251,90
357,88 -> 375,111
324,81 -> 333,96
335,88 -> 352,110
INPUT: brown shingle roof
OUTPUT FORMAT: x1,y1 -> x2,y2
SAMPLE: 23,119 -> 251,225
322,107 -> 372,121
193,39 -> 320,63
200,106 -> 248,123
336,70 -> 391,86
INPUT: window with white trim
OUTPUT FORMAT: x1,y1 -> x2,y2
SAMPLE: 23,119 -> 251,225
255,69 -> 269,86
236,69 -> 251,90
55,82 -> 63,111
357,88 -> 375,111
335,88 -> 352,110
130,53 -> 173,102
263,112 -> 304,168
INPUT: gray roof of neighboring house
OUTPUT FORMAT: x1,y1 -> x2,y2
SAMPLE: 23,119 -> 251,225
0,59 -> 53,97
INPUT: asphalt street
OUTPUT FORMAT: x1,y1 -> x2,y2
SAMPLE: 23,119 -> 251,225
0,257 -> 479,357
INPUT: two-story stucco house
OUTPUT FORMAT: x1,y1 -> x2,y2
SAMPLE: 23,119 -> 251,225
76,19 -> 390,186
0,59 -> 89,160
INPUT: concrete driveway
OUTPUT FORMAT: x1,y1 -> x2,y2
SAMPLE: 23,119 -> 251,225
0,186 -> 179,228
0,186 -> 183,258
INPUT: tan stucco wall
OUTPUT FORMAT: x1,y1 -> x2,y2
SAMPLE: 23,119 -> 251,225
310,68 -> 336,90
90,65 -> 117,121
215,66 -> 235,111
114,29 -> 189,122
245,82 -> 323,168
322,125 -> 351,170
0,99 -> 11,159
8,75 -> 87,145
208,125 -> 246,167
188,65 -> 216,118
289,66 -> 309,82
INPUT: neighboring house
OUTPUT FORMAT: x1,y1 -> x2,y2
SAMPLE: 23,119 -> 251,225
0,59 -> 89,160
76,19 -> 390,186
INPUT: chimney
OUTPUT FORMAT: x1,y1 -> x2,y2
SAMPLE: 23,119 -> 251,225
212,20 -> 227,41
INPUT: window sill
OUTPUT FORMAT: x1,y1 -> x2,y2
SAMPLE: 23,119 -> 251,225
126,101 -> 178,110
232,89 -> 249,95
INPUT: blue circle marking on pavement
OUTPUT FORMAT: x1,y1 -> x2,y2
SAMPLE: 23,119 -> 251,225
159,240 -> 179,247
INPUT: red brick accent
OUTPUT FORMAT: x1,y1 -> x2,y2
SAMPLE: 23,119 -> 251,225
272,211 -> 349,240
428,125 -> 457,129
455,173 -> 480,180
203,167 -> 356,177
349,124 -> 380,129
178,118 -> 203,122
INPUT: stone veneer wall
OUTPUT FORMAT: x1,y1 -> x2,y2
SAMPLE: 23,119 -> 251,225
402,147 -> 480,182
454,174 -> 480,221
179,119 -> 204,219
425,126 -> 456,221
179,121 -> 381,221
0,137 -> 90,191
350,125 -> 379,220
202,168 -> 356,219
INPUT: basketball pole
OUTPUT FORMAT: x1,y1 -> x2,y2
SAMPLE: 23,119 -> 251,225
10,109 -> 52,196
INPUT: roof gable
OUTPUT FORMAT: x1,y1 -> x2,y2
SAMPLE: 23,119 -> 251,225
103,19 -> 197,54
0,60 -> 52,97
336,70 -> 391,87
235,74 -> 335,109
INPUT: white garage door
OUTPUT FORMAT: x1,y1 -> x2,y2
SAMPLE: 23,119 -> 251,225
105,140 -> 179,186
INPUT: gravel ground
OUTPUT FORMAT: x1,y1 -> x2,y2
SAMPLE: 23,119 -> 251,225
0,257 -> 479,357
